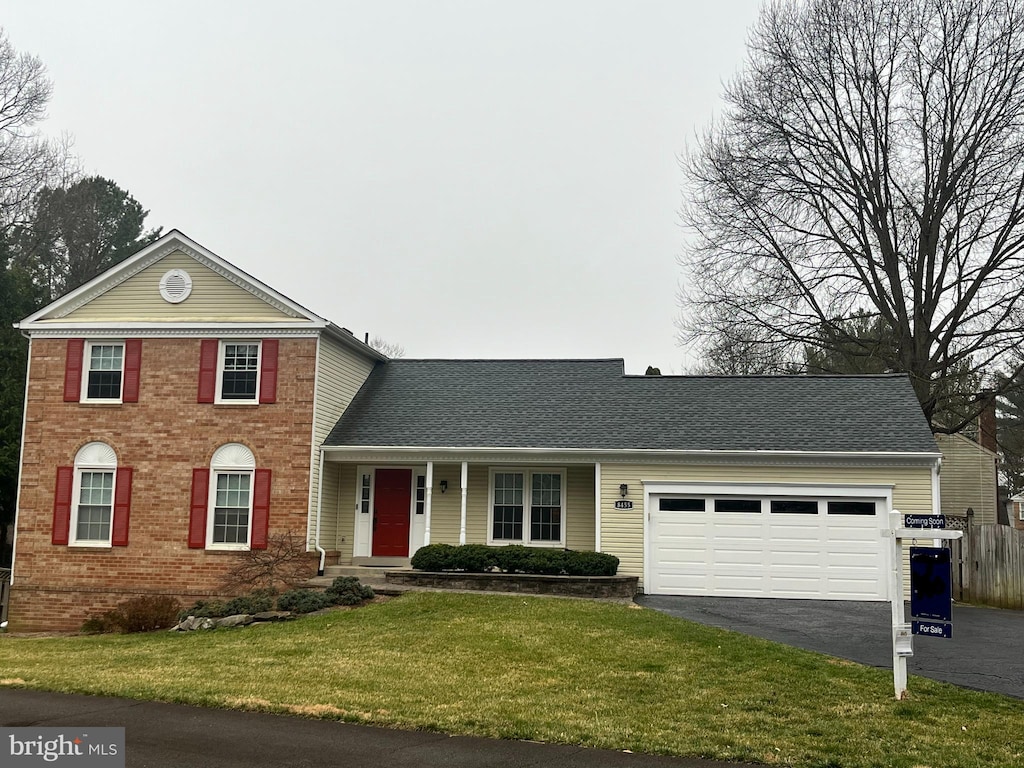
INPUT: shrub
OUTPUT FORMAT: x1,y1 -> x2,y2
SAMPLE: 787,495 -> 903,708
525,548 -> 564,575
218,530 -> 316,594
178,599 -> 229,621
410,543 -> 456,571
564,550 -> 619,576
84,595 -> 182,634
451,544 -> 495,573
276,589 -> 333,614
492,545 -> 533,573
325,577 -> 374,606
410,544 -> 619,576
223,589 -> 276,616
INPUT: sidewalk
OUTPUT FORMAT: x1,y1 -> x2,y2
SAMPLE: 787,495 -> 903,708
0,689 -> 756,768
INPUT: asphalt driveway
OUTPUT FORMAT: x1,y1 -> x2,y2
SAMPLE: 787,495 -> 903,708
635,595 -> 1024,699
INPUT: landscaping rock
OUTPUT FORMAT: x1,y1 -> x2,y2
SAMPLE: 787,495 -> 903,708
216,614 -> 254,628
171,616 -> 218,631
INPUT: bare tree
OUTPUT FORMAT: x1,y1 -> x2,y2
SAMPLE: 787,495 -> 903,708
680,0 -> 1024,431
369,335 -> 406,359
218,530 -> 317,594
0,29 -> 75,235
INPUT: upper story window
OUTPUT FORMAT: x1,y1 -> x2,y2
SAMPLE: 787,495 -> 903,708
83,342 -> 123,401
220,342 -> 260,401
197,338 -> 278,405
489,469 -> 565,547
63,338 -> 141,404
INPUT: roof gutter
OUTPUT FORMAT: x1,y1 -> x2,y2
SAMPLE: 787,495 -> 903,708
319,444 -> 943,461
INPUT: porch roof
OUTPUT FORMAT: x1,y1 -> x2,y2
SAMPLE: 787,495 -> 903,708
323,359 -> 939,455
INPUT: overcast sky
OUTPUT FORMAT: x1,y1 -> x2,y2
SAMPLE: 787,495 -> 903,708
6,1 -> 762,372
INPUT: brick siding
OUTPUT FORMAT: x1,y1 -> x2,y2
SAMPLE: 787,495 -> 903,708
10,336 -> 318,632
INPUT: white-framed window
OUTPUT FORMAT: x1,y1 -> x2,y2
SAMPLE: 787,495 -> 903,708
217,341 -> 261,403
82,341 -> 124,402
71,442 -> 118,546
207,443 -> 255,549
488,468 -> 565,547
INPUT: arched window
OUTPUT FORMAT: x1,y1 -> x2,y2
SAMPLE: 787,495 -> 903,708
72,442 -> 117,545
188,444 -> 271,550
47,441 -> 135,548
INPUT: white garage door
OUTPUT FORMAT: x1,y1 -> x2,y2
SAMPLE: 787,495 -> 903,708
647,486 -> 888,600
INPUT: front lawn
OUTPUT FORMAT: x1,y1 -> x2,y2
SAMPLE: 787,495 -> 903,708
1,592 -> 1021,767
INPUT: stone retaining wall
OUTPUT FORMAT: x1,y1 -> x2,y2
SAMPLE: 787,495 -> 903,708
385,571 -> 638,599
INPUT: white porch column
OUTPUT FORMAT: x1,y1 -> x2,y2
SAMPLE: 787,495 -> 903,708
594,462 -> 602,552
424,461 -> 433,546
459,461 -> 468,545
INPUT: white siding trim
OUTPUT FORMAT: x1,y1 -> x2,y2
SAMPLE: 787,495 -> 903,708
594,461 -> 602,552
306,334 -> 322,548
10,336 -> 31,586
459,461 -> 468,545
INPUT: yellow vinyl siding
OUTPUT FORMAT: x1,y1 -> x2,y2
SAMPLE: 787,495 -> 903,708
599,462 -> 935,585
566,465 -> 596,550
59,252 -> 303,321
308,335 -> 376,548
318,462 -> 342,554
935,433 -> 998,525
328,462 -> 597,551
333,463 -> 356,562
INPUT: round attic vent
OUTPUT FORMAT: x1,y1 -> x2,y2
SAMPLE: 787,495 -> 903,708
159,269 -> 193,303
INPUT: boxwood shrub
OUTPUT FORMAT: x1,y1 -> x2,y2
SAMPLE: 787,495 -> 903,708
410,544 -> 618,576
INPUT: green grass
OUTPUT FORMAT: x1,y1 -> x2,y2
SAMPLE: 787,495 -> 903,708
2,592 -> 1022,767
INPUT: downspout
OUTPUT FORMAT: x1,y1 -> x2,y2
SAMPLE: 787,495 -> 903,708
315,449 -> 326,576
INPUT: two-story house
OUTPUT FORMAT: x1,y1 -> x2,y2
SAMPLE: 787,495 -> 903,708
9,231 -> 382,630
9,231 -> 943,631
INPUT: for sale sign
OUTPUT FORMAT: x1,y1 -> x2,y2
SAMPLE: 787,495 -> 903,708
910,546 -> 952,637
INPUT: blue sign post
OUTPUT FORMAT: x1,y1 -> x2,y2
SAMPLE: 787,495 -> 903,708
909,546 -> 952,638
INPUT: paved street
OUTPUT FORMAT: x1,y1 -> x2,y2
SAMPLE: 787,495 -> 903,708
636,595 -> 1024,699
0,689 -> 753,768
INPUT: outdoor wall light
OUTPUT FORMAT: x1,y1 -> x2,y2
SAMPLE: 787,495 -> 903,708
619,484 -> 628,498
440,480 -> 448,493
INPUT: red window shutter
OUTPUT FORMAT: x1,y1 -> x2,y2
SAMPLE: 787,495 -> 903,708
251,468 -> 271,549
189,468 -> 210,548
63,339 -> 85,402
52,466 -> 74,545
111,467 -> 133,546
259,339 -> 278,404
197,339 -> 219,403
122,339 -> 142,403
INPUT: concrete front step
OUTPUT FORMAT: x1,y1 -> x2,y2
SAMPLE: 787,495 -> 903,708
324,564 -> 411,579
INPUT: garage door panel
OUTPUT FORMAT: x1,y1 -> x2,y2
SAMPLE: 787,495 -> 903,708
650,491 -> 886,601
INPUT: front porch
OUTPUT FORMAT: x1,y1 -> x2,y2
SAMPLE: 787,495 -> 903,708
314,458 -> 599,567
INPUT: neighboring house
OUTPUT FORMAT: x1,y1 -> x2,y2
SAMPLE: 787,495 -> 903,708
9,232 -> 942,631
933,430 -> 999,526
1010,495 -> 1024,532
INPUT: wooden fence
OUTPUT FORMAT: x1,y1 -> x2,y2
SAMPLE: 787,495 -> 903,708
950,524 -> 1024,610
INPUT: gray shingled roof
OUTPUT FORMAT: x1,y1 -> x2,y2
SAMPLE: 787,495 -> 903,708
324,359 -> 938,454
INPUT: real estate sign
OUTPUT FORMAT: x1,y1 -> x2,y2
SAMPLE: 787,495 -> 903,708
909,546 -> 952,637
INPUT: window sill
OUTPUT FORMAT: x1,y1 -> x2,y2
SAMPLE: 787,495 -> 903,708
76,401 -> 123,407
67,542 -> 112,549
487,540 -> 565,549
212,402 -> 260,407
204,544 -> 251,552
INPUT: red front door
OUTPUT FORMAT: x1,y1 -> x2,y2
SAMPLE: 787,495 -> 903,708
372,468 -> 412,557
